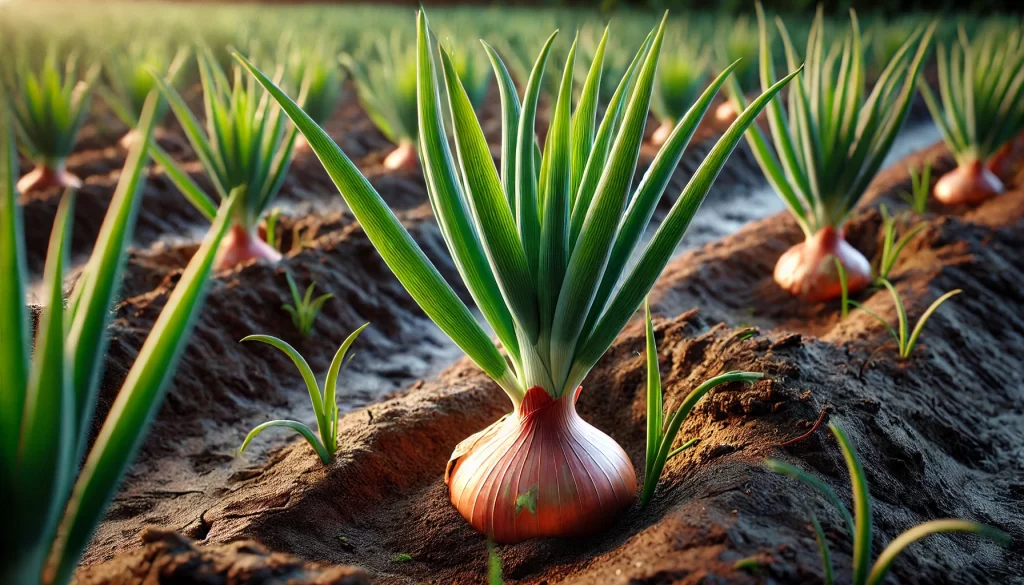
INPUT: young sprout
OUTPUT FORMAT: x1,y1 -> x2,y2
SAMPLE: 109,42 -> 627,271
282,272 -> 333,337
834,257 -> 850,319
902,162 -> 931,214
641,300 -> 762,505
651,36 -> 708,146
0,94 -> 235,585
488,541 -> 504,585
151,48 -> 298,270
875,205 -> 925,281
240,324 -> 367,465
852,278 -> 961,359
341,31 -> 419,170
731,4 -> 935,302
98,40 -> 189,149
713,15 -> 760,125
264,207 -> 281,250
236,10 -> 798,543
767,424 -> 1008,585
920,26 -> 1024,204
5,51 -> 99,193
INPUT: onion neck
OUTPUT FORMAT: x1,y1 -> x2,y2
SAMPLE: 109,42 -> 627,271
17,160 -> 82,194
383,140 -> 418,170
214,223 -> 282,270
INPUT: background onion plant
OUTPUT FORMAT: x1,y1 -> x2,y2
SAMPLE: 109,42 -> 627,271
236,9 -> 798,543
919,25 -> 1024,204
4,50 -> 99,193
0,94 -> 234,585
650,32 -> 708,146
730,4 -> 935,302
152,47 -> 297,270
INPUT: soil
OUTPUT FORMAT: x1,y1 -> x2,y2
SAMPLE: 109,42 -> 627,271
18,85 -> 1022,584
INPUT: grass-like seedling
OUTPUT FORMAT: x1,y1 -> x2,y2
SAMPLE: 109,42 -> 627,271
731,4 -> 934,302
902,162 -> 932,214
264,207 -> 281,250
650,37 -> 708,146
641,300 -> 762,505
852,278 -> 961,359
920,26 -> 1024,204
876,205 -> 925,281
151,48 -> 297,270
5,51 -> 99,193
342,31 -> 419,170
834,257 -> 850,319
0,94 -> 235,585
767,424 -> 1008,585
98,40 -> 189,148
237,10 -> 797,543
239,324 -> 367,465
488,541 -> 504,584
283,272 -> 333,337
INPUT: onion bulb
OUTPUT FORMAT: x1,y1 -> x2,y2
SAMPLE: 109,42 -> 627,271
445,386 -> 636,544
383,141 -> 418,170
934,159 -> 1004,205
215,224 -> 282,270
774,226 -> 871,302
17,161 -> 82,194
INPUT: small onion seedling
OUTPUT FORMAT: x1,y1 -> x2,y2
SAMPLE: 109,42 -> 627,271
341,32 -> 419,170
834,257 -> 850,319
730,4 -> 935,302
640,300 -> 762,505
920,26 -> 1024,204
264,207 -> 282,250
0,94 -> 235,585
282,272 -> 333,337
851,278 -> 961,359
875,205 -> 925,282
767,424 -> 1008,585
650,35 -> 708,146
902,162 -> 932,214
5,51 -> 99,193
488,541 -> 503,585
239,324 -> 367,465
97,40 -> 189,149
235,10 -> 798,543
150,47 -> 298,270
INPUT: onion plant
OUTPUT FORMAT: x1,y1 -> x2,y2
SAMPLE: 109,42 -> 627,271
920,26 -> 1024,204
0,94 -> 235,585
98,40 -> 189,148
283,272 -> 333,337
712,15 -> 760,124
875,205 -> 925,281
287,38 -> 346,152
236,9 -> 798,543
641,300 -> 762,505
151,48 -> 297,270
767,424 -> 1008,585
650,37 -> 708,146
341,31 -> 419,170
852,278 -> 960,359
731,4 -> 934,302
239,324 -> 367,465
5,51 -> 99,193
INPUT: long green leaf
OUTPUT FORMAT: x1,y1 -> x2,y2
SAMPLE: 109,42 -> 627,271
239,420 -> 330,465
831,423 -> 872,585
233,50 -> 516,394
643,300 -> 662,477
569,66 -> 801,390
51,188 -> 236,585
242,335 -> 328,445
867,519 -> 1009,585
323,323 -> 369,454
65,93 -> 160,464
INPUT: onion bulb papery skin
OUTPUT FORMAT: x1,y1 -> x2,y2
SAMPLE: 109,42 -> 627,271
383,141 -> 418,170
445,386 -> 637,544
17,161 -> 82,194
215,223 -> 282,270
774,226 -> 871,302
934,159 -> 1004,205
650,121 -> 674,147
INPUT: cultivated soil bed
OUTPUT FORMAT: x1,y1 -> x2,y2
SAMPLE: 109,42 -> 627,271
20,92 -> 1023,584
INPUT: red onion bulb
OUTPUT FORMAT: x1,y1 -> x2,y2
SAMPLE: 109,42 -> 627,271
445,386 -> 636,544
935,159 -> 1004,205
774,226 -> 871,302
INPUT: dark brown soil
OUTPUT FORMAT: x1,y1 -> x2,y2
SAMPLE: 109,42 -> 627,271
21,89 -> 1018,584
